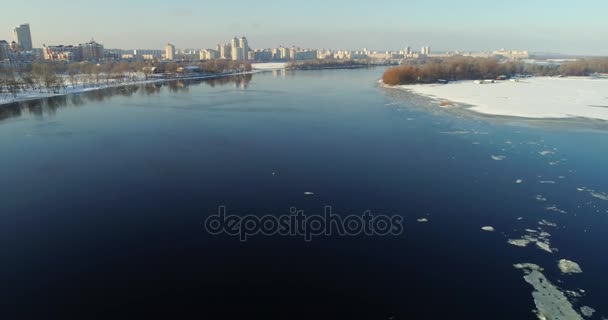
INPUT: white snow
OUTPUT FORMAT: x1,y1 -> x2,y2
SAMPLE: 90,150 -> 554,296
252,62 -> 288,70
396,77 -> 608,120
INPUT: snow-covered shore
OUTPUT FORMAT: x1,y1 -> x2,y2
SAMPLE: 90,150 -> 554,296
0,71 -> 256,106
392,77 -> 608,120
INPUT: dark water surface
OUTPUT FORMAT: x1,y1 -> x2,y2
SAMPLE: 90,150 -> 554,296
1,69 -> 607,319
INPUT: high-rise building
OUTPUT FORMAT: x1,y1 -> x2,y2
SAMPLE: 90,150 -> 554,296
165,43 -> 175,60
81,39 -> 104,61
421,46 -> 430,55
230,36 -> 250,61
219,44 -> 231,59
13,23 -> 33,51
239,37 -> 249,56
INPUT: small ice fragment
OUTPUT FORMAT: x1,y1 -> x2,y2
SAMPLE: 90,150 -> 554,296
491,155 -> 506,161
508,239 -> 531,247
481,226 -> 495,232
539,150 -> 555,156
417,218 -> 429,223
538,220 -> 557,227
304,192 -> 315,195
515,179 -> 523,184
536,242 -> 553,253
580,306 -> 595,318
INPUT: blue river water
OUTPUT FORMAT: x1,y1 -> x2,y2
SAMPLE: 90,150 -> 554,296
1,69 -> 607,319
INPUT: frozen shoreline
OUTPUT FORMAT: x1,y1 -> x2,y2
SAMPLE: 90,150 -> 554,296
390,77 -> 608,121
0,71 -> 257,107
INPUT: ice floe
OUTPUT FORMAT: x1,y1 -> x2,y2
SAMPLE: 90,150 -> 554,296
508,239 -> 531,247
491,155 -> 506,161
515,179 -> 524,184
558,259 -> 583,274
580,306 -> 596,318
546,205 -> 568,214
539,150 -> 556,156
417,218 -> 429,223
577,187 -> 608,201
514,263 -> 584,320
508,228 -> 554,253
540,180 -> 557,184
481,226 -> 495,232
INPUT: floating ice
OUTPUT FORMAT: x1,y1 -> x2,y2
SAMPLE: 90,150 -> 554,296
304,192 -> 315,195
491,155 -> 506,161
481,226 -> 495,232
546,205 -> 568,214
540,150 -> 556,156
577,187 -> 608,200
536,195 -> 548,202
558,259 -> 583,274
515,179 -> 524,184
417,218 -> 429,223
508,239 -> 531,247
514,263 -> 584,320
540,180 -> 557,184
590,191 -> 608,201
536,242 -> 553,253
580,306 -> 595,318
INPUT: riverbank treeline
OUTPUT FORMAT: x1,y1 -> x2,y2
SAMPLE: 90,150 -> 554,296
287,59 -> 386,70
383,57 -> 608,85
0,60 -> 252,98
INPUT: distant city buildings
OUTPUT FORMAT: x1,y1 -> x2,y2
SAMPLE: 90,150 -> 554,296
43,44 -> 82,62
43,40 -> 104,62
13,23 -> 33,51
199,49 -> 219,60
0,21 -> 535,68
492,49 -> 529,60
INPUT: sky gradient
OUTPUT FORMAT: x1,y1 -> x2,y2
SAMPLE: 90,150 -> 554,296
2,0 -> 607,54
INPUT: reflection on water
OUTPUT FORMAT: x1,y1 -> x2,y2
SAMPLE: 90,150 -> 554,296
0,74 -> 253,122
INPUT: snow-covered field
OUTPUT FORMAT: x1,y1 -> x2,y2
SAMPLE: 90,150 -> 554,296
395,77 -> 608,120
252,62 -> 287,70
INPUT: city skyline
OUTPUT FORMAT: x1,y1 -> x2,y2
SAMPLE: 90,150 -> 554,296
1,0 -> 607,55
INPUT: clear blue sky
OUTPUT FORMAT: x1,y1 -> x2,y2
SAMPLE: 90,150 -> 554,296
2,0 -> 607,54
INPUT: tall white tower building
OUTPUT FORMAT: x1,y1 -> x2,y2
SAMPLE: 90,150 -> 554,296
165,43 -> 175,60
13,23 -> 33,51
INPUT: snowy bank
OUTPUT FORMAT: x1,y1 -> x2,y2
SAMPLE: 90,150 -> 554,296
252,63 -> 287,70
394,77 -> 608,120
0,71 -> 256,106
